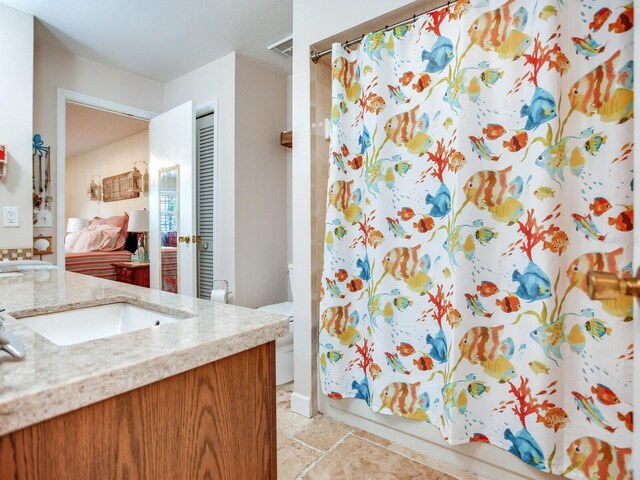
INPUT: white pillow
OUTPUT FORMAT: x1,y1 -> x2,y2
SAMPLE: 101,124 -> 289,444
72,225 -> 122,253
64,231 -> 84,253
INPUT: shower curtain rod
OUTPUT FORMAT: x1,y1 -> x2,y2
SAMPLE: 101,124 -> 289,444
310,1 -> 450,63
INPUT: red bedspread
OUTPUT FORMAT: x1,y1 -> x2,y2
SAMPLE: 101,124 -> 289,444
65,250 -> 132,281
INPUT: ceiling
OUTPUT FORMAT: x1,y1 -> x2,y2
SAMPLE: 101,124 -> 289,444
66,102 -> 149,158
3,0 -> 293,82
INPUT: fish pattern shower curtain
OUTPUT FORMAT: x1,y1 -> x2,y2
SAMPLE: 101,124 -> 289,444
320,0 -> 634,477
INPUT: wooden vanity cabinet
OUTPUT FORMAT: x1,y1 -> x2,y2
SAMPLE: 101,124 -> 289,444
0,342 -> 277,479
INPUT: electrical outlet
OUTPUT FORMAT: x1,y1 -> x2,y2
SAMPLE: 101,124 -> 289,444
2,206 -> 19,227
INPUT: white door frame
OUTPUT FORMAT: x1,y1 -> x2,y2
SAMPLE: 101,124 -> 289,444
55,88 -> 157,268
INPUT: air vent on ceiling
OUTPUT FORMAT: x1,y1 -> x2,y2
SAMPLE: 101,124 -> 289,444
268,34 -> 293,60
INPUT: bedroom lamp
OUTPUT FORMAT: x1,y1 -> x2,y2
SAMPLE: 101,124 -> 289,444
128,209 -> 149,263
66,217 -> 89,233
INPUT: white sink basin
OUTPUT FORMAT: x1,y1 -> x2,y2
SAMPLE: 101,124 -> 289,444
19,303 -> 180,346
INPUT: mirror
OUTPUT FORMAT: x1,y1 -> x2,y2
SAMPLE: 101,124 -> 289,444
159,166 -> 179,293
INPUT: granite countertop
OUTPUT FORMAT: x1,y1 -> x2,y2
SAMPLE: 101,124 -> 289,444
0,269 -> 289,436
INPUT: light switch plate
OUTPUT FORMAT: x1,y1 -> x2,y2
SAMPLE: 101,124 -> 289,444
2,206 -> 19,227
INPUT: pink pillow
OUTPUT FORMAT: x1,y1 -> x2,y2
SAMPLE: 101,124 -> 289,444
90,214 -> 129,250
72,226 -> 120,253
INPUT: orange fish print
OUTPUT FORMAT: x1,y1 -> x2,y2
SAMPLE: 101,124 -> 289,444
608,206 -> 633,231
366,94 -> 386,114
608,5 -> 634,33
368,229 -> 384,248
341,144 -> 350,157
379,382 -> 430,421
320,303 -> 352,336
618,411 -> 633,432
328,179 -> 354,212
384,105 -> 433,156
382,245 -> 433,294
470,433 -> 490,443
448,151 -> 467,172
348,154 -> 363,170
413,215 -> 435,233
396,342 -> 416,357
412,73 -> 432,93
588,197 -> 612,216
590,7 -> 612,31
399,71 -> 415,86
503,131 -> 528,152
413,354 -> 434,371
477,280 -> 499,297
495,295 -> 520,313
331,57 -> 361,102
591,384 -> 621,405
566,437 -> 631,480
398,207 -> 416,221
446,307 -> 462,328
346,278 -> 363,292
567,247 -> 625,293
482,124 -> 507,140
327,392 -> 343,399
569,50 -> 633,123
459,325 -> 514,364
537,407 -> 569,432
463,165 -> 523,211
369,363 -> 383,380
543,231 -> 569,255
335,269 -> 348,282
467,0 -> 529,59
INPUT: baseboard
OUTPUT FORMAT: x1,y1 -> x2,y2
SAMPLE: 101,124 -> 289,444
290,391 -> 313,418
319,396 -> 563,480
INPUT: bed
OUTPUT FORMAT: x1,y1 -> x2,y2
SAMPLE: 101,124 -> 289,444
161,246 -> 178,293
65,214 -> 136,281
65,250 -> 133,281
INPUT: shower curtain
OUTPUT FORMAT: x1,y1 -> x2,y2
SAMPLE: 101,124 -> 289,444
320,0 -> 634,477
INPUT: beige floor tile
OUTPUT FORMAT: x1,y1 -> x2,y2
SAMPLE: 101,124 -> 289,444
301,434 -> 455,480
294,415 -> 353,451
277,405 -> 315,438
351,427 -> 393,447
277,381 -> 294,410
387,443 -> 465,480
277,433 -> 323,480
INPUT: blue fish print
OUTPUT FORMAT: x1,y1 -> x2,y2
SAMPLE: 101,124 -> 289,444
359,125 -> 371,154
425,182 -> 452,218
504,428 -> 545,470
512,261 -> 552,302
356,256 -> 371,281
521,87 -> 557,131
618,60 -> 634,89
422,36 -> 454,73
426,329 -> 448,364
352,378 -> 371,405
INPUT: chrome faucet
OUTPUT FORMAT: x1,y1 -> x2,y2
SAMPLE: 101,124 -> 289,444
0,308 -> 26,360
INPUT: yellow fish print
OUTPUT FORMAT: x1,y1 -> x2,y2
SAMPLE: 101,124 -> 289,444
332,57 -> 361,103
384,105 -> 433,156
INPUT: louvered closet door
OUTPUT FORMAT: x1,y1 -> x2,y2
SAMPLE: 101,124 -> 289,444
196,113 -> 215,299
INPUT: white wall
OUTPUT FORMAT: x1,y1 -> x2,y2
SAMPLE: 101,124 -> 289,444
0,4 -> 33,249
65,131 -> 149,221
164,52 -> 237,301
165,52 -> 288,308
33,44 -> 164,261
287,74 -> 293,301
291,1 -> 558,479
234,54 -> 288,308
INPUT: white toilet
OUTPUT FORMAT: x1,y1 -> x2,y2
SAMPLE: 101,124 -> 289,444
257,264 -> 294,385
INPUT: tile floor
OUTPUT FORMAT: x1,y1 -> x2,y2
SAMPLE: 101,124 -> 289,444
276,382 -> 481,480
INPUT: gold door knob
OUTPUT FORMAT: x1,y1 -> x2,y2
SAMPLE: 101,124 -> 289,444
192,235 -> 202,243
587,271 -> 640,300
178,236 -> 191,244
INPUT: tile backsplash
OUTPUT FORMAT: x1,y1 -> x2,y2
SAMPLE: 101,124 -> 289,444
0,248 -> 33,261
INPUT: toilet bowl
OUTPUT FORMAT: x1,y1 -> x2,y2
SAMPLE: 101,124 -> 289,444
257,264 -> 294,385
